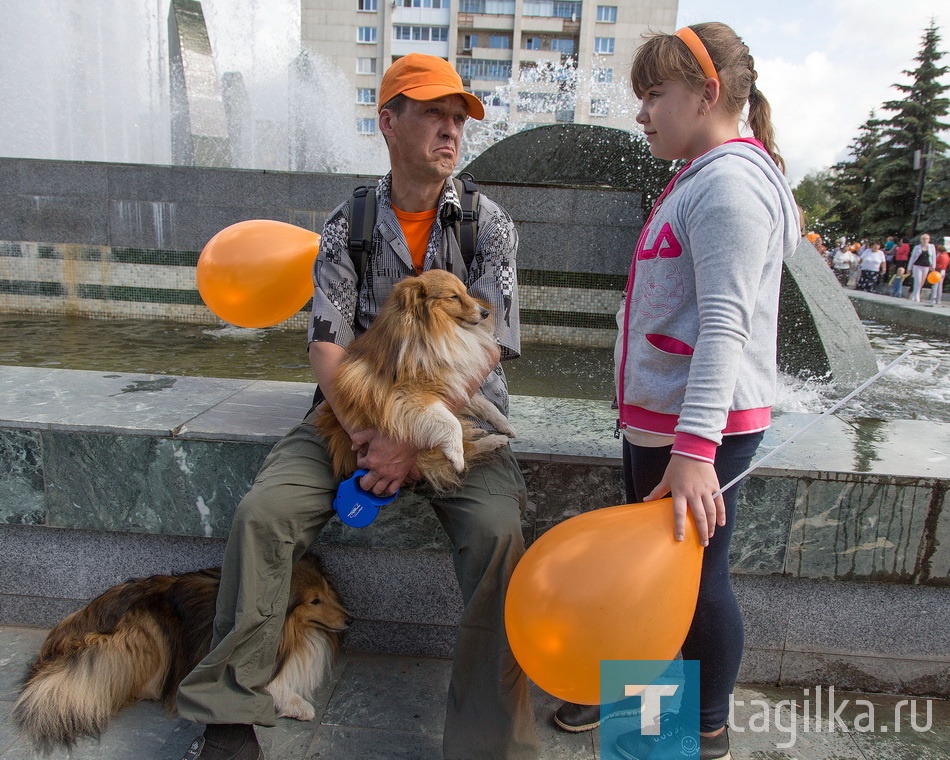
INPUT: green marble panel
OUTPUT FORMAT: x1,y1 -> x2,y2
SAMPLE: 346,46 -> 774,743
785,476 -> 931,583
924,486 -> 950,586
41,431 -> 269,537
731,475 -> 798,574
0,429 -> 45,525
43,430 -> 154,531
523,461 -> 624,544
141,438 -> 269,537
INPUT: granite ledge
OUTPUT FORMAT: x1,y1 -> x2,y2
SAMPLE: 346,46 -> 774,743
0,366 -> 948,479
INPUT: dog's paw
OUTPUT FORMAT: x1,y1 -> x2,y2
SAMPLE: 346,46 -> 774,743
496,420 -> 517,438
467,433 -> 510,457
276,694 -> 316,721
445,442 -> 466,472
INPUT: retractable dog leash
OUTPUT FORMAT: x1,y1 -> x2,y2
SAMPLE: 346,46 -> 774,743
333,469 -> 399,528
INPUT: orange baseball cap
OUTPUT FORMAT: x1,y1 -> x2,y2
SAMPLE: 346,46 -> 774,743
378,53 -> 485,120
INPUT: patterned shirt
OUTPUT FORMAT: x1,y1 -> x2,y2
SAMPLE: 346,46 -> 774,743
307,173 -> 521,421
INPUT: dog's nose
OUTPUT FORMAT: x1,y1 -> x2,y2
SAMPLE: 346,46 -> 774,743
345,615 -> 355,627
479,307 -> 489,320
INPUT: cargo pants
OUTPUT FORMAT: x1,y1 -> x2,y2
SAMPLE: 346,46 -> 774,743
176,409 -> 540,760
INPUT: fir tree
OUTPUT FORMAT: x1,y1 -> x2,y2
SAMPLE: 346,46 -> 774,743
863,20 -> 949,240
826,114 -> 881,240
919,152 -> 950,237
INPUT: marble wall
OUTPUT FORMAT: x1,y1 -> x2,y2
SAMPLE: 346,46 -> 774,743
1,367 -> 948,696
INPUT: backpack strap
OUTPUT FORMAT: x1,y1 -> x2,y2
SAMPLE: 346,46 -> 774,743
453,172 -> 479,268
347,185 -> 377,291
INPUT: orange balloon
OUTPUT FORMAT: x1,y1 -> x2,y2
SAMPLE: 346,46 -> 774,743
505,498 -> 703,705
197,220 -> 320,328
927,270 -> 942,285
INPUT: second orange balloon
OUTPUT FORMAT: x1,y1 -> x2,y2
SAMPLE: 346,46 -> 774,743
504,498 -> 704,706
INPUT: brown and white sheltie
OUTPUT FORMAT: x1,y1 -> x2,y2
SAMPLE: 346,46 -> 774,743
316,268 -> 516,494
14,554 -> 350,753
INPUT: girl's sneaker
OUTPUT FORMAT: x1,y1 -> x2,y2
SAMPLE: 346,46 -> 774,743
614,716 -> 731,760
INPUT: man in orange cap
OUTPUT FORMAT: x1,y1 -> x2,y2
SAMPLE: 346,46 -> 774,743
176,54 -> 539,760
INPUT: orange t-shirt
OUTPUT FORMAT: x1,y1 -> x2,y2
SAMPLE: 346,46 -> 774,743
392,205 -> 438,273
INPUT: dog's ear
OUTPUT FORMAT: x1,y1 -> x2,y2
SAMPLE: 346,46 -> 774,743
392,276 -> 429,319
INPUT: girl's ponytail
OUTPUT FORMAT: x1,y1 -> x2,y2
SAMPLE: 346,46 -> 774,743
745,60 -> 785,174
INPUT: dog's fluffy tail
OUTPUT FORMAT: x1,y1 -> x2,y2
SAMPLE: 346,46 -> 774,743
13,615 -> 167,752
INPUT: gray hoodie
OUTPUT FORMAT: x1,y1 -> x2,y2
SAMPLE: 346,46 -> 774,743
615,139 -> 801,463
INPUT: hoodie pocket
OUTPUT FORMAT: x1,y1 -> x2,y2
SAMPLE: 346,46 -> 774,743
645,333 -> 694,356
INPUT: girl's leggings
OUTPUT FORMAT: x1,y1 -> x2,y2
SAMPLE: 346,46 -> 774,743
622,431 -> 763,732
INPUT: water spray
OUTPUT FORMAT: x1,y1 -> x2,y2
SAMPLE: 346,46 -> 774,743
713,349 -> 913,498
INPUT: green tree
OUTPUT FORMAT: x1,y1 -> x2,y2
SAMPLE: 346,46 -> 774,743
863,20 -> 949,239
919,151 -> 950,238
826,114 -> 881,240
794,169 -> 838,241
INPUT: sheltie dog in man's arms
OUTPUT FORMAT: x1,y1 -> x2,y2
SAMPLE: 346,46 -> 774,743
316,268 -> 516,493
14,554 -> 350,753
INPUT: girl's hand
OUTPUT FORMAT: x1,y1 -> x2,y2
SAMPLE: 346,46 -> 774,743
645,454 -> 724,546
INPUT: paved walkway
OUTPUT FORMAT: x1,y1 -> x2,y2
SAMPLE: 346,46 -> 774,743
1,625 -> 947,760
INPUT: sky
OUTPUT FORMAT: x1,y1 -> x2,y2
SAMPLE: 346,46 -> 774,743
675,0 -> 948,185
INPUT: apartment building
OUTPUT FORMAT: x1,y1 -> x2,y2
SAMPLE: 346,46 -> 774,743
300,0 -> 677,148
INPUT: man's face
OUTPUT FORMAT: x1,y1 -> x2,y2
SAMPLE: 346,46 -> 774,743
921,234 -> 931,246
383,95 -> 468,181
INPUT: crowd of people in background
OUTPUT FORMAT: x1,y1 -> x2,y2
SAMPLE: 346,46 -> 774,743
806,231 -> 949,306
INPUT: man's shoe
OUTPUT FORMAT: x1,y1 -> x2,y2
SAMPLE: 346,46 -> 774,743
553,701 -> 601,732
181,724 -> 263,760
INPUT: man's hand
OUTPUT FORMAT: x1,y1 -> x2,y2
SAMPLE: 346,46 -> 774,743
350,428 -> 422,496
644,454 -> 723,547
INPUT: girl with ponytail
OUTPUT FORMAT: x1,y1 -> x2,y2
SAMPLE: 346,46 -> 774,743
552,23 -> 802,760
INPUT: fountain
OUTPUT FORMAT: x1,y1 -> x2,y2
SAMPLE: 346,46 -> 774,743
0,0 -> 947,711
0,0 -> 386,174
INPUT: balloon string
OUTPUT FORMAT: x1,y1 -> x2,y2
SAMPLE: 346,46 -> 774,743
712,349 -> 913,499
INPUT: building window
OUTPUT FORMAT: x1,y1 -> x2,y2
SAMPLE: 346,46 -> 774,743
400,0 -> 447,6
358,27 -> 377,43
475,89 -> 505,106
358,0 -> 378,10
594,37 -> 614,54
460,0 -> 515,14
462,34 -> 478,50
357,57 -> 377,74
488,35 -> 511,49
456,57 -> 513,81
523,36 -> 540,51
357,88 -> 376,105
394,25 -> 449,41
590,98 -> 609,116
550,38 -> 574,54
552,0 -> 581,19
357,118 -> 377,135
517,91 -> 554,113
596,5 -> 616,22
593,67 -> 613,83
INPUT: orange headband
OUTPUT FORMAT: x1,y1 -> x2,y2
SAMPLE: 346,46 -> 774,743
674,27 -> 719,82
